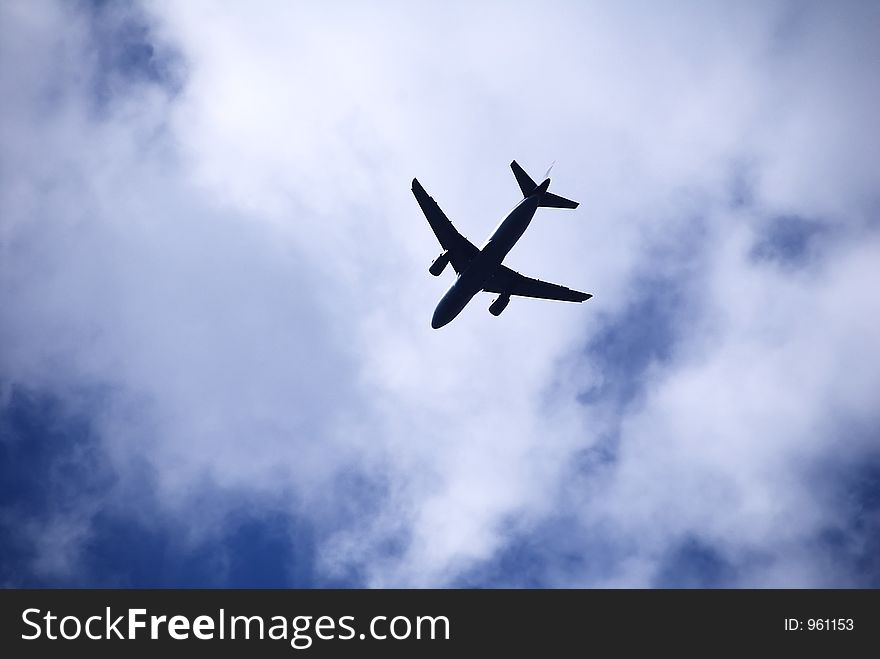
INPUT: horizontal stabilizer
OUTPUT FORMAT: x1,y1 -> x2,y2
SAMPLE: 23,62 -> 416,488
511,160 -> 537,197
540,192 -> 579,209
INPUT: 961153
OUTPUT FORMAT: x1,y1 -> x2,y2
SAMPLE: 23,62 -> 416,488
785,618 -> 854,631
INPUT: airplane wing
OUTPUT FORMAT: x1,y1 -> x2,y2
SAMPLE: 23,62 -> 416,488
412,178 -> 479,274
484,264 -> 592,303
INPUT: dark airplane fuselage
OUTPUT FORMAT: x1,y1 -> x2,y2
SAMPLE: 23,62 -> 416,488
431,180 -> 549,329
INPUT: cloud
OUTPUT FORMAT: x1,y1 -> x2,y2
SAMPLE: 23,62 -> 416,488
1,0 -> 878,587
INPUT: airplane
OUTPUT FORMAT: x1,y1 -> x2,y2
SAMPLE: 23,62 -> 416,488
412,160 -> 592,329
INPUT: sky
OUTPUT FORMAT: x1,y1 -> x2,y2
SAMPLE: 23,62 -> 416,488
1,0 -> 879,588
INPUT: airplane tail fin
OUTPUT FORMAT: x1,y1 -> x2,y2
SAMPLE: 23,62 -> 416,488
511,160 -> 537,197
510,160 -> 579,209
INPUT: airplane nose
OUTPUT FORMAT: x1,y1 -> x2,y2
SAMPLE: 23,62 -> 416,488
431,309 -> 450,329
432,298 -> 454,329
432,280 -> 472,328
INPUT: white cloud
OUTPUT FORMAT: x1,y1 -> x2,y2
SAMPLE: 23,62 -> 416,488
1,0 -> 878,585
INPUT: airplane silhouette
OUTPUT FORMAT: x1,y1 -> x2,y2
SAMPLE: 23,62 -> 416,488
412,160 -> 592,329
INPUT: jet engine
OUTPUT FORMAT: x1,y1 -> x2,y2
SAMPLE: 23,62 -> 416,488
429,251 -> 451,276
489,293 -> 511,316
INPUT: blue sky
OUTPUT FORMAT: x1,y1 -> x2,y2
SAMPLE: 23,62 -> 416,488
1,0 -> 879,587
